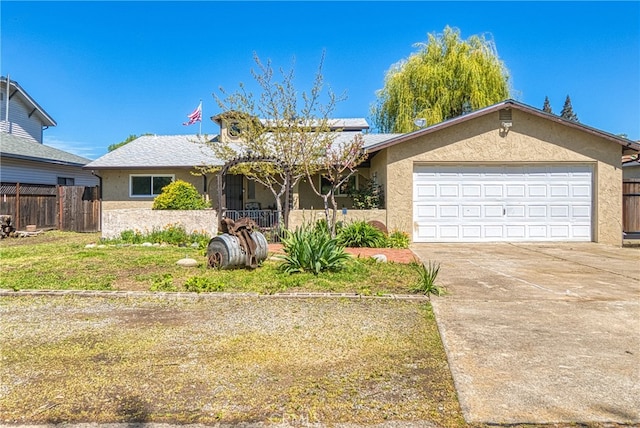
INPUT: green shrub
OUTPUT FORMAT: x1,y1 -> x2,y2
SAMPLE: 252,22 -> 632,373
348,180 -> 383,209
337,221 -> 386,248
386,230 -> 410,249
104,225 -> 210,248
410,260 -> 445,297
184,276 -> 225,292
278,225 -> 350,275
150,273 -> 177,292
152,179 -> 211,210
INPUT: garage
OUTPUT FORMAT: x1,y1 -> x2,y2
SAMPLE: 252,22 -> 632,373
413,164 -> 593,242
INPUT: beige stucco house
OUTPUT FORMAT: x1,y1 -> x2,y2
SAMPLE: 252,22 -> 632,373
85,99 -> 639,245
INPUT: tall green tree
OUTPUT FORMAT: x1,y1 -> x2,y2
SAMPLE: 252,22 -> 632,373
371,26 -> 511,133
560,95 -> 579,122
542,96 -> 553,114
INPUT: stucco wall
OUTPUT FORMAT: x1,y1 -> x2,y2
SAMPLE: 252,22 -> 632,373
383,109 -> 623,245
288,209 -> 388,230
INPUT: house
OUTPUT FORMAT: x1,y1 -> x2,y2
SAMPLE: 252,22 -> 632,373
86,99 -> 639,245
364,100 -> 638,245
0,76 -> 98,187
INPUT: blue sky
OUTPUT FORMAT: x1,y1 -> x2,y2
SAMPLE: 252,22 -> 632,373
2,1 -> 638,160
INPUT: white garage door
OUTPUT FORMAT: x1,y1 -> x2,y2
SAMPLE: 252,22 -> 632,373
413,165 -> 593,242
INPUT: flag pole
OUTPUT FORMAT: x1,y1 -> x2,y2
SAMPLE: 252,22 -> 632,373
199,99 -> 202,136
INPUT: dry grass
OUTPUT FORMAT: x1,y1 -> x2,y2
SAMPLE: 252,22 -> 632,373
0,295 -> 464,426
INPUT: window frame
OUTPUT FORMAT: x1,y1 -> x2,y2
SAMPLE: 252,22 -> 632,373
57,177 -> 75,186
319,175 -> 357,197
129,174 -> 175,198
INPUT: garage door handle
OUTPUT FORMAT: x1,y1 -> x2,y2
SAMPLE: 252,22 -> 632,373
503,208 -> 506,216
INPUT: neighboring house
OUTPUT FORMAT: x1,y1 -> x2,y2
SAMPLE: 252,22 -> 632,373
623,153 -> 640,180
86,99 -> 639,245
0,76 -> 98,186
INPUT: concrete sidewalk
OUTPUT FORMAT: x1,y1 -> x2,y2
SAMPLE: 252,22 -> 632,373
412,242 -> 640,424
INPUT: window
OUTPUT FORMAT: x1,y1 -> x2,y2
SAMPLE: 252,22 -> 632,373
320,175 -> 357,197
130,174 -> 174,197
57,177 -> 75,185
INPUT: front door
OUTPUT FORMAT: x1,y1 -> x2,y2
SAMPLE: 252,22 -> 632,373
225,174 -> 244,211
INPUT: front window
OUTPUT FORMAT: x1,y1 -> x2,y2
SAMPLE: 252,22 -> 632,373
320,175 -> 357,197
130,175 -> 173,197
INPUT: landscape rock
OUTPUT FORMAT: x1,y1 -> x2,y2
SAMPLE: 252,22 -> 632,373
371,254 -> 388,263
177,257 -> 199,267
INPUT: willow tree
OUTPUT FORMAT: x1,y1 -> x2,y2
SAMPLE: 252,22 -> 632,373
371,26 -> 511,133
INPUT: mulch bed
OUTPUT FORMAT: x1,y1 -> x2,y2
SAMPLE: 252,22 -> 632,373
268,244 -> 418,264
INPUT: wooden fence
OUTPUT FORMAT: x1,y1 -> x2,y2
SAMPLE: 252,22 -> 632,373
623,180 -> 640,234
0,183 -> 100,232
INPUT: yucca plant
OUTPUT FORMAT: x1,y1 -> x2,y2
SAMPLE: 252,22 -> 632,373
410,260 -> 445,297
337,221 -> 386,248
277,225 -> 350,275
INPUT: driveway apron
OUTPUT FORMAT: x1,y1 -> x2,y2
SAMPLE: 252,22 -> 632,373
411,242 -> 640,424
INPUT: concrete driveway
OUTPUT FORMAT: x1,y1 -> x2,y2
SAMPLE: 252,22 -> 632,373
411,242 -> 640,424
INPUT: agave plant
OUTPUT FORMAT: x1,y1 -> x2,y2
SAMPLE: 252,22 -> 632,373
337,221 -> 386,248
410,260 -> 445,297
277,225 -> 351,275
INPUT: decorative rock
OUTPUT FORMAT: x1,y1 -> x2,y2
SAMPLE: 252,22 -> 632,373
177,258 -> 199,267
191,242 -> 200,248
85,243 -> 97,248
142,242 -> 153,247
97,244 -> 107,248
371,254 -> 387,263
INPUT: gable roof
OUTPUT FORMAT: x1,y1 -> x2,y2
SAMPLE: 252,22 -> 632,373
1,133 -> 91,166
1,77 -> 56,127
84,134 -> 224,169
84,132 -> 402,170
366,99 -> 640,153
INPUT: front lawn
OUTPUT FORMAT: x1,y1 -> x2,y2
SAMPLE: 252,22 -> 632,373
0,231 -> 419,295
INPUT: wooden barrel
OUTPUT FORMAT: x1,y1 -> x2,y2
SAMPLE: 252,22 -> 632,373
206,231 -> 268,269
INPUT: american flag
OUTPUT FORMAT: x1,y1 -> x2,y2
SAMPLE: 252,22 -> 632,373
183,102 -> 202,126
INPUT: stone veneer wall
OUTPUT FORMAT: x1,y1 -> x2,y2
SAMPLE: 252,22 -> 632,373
101,209 -> 218,239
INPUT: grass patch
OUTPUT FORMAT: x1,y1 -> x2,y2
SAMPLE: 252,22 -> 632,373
0,231 -> 417,295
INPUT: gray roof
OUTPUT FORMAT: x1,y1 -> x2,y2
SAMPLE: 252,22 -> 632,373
1,77 -> 56,127
1,132 -> 91,166
84,134 -> 224,169
258,118 -> 370,131
84,132 -> 402,170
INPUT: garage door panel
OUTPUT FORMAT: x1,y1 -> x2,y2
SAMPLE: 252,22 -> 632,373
440,206 -> 459,217
550,205 -> 570,218
462,206 -> 481,217
416,184 -> 437,197
462,185 -> 481,197
413,165 -> 592,242
440,185 -> 459,197
484,185 -> 504,197
572,185 -> 590,197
